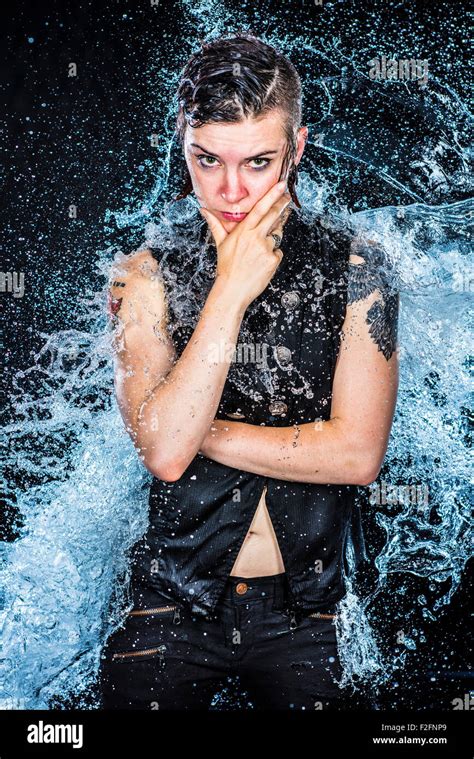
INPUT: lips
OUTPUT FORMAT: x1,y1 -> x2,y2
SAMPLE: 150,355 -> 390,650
221,211 -> 248,221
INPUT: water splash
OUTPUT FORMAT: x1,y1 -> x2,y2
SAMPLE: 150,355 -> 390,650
1,0 -> 472,709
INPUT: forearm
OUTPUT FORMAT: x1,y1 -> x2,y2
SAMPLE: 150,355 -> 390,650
199,418 -> 368,485
137,277 -> 245,478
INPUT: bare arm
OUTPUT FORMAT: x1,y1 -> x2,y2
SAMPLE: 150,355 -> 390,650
198,244 -> 400,486
108,250 -> 246,482
138,274 -> 246,481
110,183 -> 291,481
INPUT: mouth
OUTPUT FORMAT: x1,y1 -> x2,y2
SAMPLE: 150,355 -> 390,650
220,211 -> 248,221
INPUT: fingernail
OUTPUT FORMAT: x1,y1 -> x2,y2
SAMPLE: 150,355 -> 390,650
277,180 -> 286,190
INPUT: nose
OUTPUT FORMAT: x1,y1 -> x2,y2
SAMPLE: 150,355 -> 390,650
219,172 -> 249,207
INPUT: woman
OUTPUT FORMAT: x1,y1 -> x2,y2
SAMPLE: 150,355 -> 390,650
99,33 -> 399,710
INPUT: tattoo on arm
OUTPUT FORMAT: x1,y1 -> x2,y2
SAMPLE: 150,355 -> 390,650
108,280 -> 126,317
347,242 -> 399,361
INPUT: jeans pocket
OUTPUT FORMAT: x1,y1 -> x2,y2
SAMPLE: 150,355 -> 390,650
102,602 -> 183,669
101,623 -> 171,668
109,644 -> 168,666
306,611 -> 337,622
127,603 -> 183,625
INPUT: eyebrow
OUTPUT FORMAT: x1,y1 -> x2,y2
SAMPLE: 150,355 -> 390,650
189,142 -> 279,161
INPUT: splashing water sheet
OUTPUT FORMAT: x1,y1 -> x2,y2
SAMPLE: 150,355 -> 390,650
0,0 -> 472,750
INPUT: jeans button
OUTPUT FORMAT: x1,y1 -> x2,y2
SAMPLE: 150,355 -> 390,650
235,582 -> 248,595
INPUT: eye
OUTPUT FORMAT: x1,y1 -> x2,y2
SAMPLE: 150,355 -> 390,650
248,158 -> 271,170
195,154 -> 272,171
196,154 -> 219,167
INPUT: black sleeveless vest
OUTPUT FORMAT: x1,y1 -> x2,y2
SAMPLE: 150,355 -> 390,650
129,206 -> 368,621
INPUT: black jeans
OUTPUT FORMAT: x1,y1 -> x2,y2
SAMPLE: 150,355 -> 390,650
98,572 -> 354,711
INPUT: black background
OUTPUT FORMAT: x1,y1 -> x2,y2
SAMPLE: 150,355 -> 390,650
1,0 -> 471,716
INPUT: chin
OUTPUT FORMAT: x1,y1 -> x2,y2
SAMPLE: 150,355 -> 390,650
222,220 -> 238,233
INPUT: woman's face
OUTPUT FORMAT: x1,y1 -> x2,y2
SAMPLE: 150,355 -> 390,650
183,110 -> 308,234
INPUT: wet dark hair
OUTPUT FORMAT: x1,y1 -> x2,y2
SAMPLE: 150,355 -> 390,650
174,32 -> 303,207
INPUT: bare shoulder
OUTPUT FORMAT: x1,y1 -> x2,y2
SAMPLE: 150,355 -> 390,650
345,235 -> 399,361
347,235 -> 397,303
110,247 -> 161,285
108,247 -> 168,323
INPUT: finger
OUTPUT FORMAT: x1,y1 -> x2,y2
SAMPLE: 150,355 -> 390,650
272,248 -> 284,263
199,208 -> 228,247
256,193 -> 291,237
262,225 -> 282,255
268,203 -> 292,236
264,206 -> 288,253
270,219 -> 284,240
268,238 -> 284,264
241,180 -> 287,230
267,225 -> 284,252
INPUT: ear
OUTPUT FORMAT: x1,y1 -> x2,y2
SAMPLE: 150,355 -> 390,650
295,126 -> 308,166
